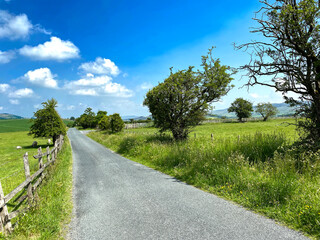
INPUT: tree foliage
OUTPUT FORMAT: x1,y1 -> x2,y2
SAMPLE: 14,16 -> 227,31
29,98 -> 66,143
110,113 -> 125,133
143,48 -> 234,140
96,110 -> 108,123
98,115 -> 110,130
237,0 -> 320,145
78,107 -> 97,129
256,102 -> 279,121
228,98 -> 253,122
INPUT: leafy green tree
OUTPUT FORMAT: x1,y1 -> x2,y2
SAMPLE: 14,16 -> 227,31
96,110 -> 108,123
98,115 -> 110,130
70,116 -> 75,121
256,102 -> 279,121
143,48 -> 234,140
236,0 -> 320,145
29,98 -> 66,143
110,113 -> 125,133
78,107 -> 97,129
228,98 -> 253,122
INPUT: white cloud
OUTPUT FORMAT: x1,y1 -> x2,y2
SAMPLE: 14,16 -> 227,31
0,83 -> 10,93
104,82 -> 133,97
9,88 -> 33,98
249,93 -> 259,99
0,10 -> 32,39
0,106 -> 3,110
24,68 -> 58,88
0,50 -> 14,63
79,57 -> 119,76
9,99 -> 19,104
72,89 -> 97,96
19,36 -> 80,61
139,82 -> 153,90
65,74 -> 132,97
67,75 -> 111,87
33,104 -> 40,109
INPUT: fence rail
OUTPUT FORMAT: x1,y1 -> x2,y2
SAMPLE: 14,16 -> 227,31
0,135 -> 64,235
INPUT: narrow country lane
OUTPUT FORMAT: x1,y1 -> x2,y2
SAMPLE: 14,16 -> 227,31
67,128 -> 308,240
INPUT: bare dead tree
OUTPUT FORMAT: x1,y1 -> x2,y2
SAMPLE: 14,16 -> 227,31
236,0 -> 320,147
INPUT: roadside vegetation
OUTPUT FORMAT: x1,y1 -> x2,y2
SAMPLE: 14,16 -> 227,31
88,119 -> 320,239
0,99 -> 72,239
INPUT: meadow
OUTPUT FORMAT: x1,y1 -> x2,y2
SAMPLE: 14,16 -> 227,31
0,119 -> 32,133
88,118 -> 320,239
0,120 -> 73,239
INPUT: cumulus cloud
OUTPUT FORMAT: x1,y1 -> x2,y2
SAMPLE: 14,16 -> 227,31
67,75 -> 111,87
104,81 -> 132,97
0,83 -> 10,93
0,106 -> 3,110
72,89 -> 97,96
79,57 -> 119,76
24,68 -> 58,88
19,36 -> 80,61
0,10 -> 32,39
9,99 -> 19,104
9,88 -> 33,98
0,50 -> 14,63
249,93 -> 260,99
65,74 -> 132,97
139,82 -> 153,91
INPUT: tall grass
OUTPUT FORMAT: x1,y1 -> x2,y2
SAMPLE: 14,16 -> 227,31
1,138 -> 73,240
88,125 -> 320,239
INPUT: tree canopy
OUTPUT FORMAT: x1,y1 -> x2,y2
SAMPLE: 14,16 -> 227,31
144,48 -> 234,140
256,102 -> 279,121
237,0 -> 320,145
29,98 -> 66,143
228,98 -> 253,122
110,113 -> 125,133
77,107 -> 97,129
98,115 -> 110,130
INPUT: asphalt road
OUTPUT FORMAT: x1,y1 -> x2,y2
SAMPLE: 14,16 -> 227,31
67,128 -> 308,240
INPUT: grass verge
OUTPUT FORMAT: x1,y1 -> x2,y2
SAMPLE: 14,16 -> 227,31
88,120 -> 320,239
1,137 -> 73,240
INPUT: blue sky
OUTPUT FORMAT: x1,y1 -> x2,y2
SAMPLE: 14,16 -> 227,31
0,0 -> 286,118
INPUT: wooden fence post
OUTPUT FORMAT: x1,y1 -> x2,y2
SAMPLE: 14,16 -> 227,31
54,141 -> 58,161
23,153 -> 33,205
46,146 -> 50,163
211,133 -> 214,141
237,135 -> 240,144
38,147 -> 43,169
0,181 -> 12,234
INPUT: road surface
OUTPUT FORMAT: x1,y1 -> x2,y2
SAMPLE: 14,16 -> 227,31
67,128 -> 308,240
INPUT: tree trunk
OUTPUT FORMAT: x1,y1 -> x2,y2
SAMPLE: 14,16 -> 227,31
52,135 -> 57,144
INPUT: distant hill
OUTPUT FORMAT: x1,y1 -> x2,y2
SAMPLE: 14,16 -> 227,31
122,115 -> 150,121
210,103 -> 295,119
0,113 -> 24,120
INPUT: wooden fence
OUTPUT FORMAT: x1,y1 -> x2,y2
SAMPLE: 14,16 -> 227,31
0,135 -> 64,235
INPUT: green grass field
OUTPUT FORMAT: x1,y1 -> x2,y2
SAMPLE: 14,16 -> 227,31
0,119 -> 73,239
0,119 -> 73,133
0,119 -> 32,133
88,118 -> 320,239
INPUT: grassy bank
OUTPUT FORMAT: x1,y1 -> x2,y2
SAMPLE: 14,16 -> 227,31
0,119 -> 73,133
88,119 -> 320,239
0,119 -> 32,133
1,137 -> 73,240
0,131 -> 53,196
